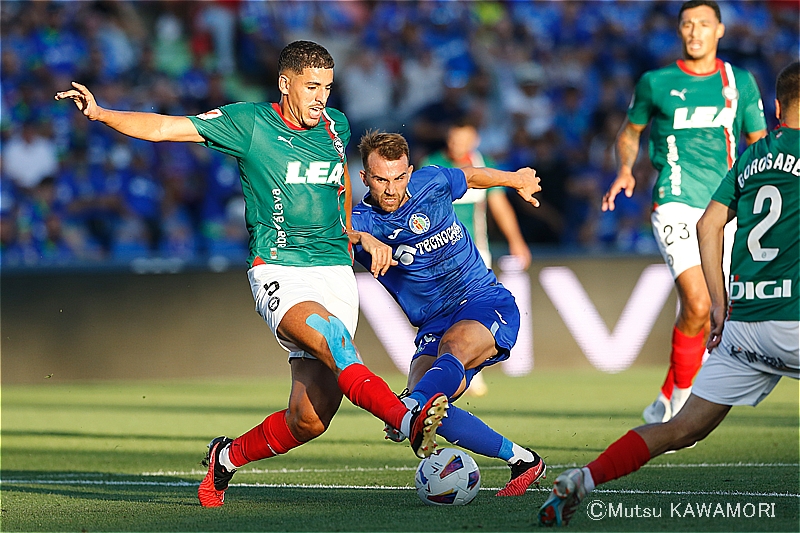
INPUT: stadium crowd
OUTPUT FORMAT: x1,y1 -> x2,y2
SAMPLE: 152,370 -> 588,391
1,0 -> 796,268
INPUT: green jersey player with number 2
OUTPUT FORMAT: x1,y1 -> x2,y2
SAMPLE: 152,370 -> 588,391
56,40 -> 449,508
602,0 -> 767,424
539,59 -> 799,530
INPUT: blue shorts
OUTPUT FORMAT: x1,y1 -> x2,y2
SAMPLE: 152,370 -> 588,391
412,284 -> 519,384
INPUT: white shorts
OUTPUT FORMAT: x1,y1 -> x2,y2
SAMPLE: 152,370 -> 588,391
692,321 -> 800,406
247,264 -> 359,359
651,202 -> 736,280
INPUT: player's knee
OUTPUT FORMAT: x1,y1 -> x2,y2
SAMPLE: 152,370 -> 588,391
286,410 -> 328,441
680,297 -> 711,323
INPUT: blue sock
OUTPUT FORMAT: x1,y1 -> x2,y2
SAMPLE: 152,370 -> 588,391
409,353 -> 464,406
498,437 -> 514,461
437,405 -> 505,459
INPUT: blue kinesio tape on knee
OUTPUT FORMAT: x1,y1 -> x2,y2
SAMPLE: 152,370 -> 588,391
306,314 -> 360,370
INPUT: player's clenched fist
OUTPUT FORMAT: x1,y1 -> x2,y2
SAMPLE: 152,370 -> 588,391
54,82 -> 102,120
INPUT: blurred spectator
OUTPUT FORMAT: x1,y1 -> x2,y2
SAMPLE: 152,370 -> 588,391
4,121 -> 59,191
397,48 -> 444,121
554,85 -> 591,157
196,1 -> 239,75
410,73 -> 471,163
1,0 -> 795,268
502,62 -> 555,139
340,47 -> 395,140
502,130 -> 568,246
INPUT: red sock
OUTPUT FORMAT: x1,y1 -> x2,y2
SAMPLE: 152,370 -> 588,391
660,367 -> 675,400
228,409 -> 303,467
670,326 -> 705,388
337,363 -> 407,429
587,430 -> 651,486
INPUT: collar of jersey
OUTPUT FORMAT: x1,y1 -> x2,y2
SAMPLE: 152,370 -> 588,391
271,102 -> 313,131
676,58 -> 723,77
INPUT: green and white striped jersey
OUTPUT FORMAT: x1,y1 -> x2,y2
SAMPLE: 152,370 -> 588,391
712,126 -> 799,322
628,59 -> 766,209
188,103 -> 351,267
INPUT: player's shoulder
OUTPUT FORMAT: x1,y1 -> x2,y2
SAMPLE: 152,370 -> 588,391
726,62 -> 759,87
411,164 -> 449,184
220,101 -> 257,115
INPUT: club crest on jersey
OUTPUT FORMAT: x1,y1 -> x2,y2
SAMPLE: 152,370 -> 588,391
196,109 -> 222,120
332,135 -> 345,161
409,213 -> 430,234
722,86 -> 739,101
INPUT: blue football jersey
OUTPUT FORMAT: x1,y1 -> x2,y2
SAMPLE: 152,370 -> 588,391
352,165 -> 498,326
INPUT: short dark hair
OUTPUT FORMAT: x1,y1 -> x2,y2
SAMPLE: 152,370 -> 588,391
679,0 -> 721,23
359,131 -> 410,172
278,41 -> 334,75
448,117 -> 479,132
776,61 -> 800,112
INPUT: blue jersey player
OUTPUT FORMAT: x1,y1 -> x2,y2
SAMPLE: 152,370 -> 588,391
349,131 -> 546,496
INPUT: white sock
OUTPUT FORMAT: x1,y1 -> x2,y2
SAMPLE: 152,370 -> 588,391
671,386 -> 692,417
401,396 -> 419,410
400,411 -> 413,437
508,443 -> 535,464
397,396 -> 419,436
218,444 -> 238,472
581,466 -> 595,493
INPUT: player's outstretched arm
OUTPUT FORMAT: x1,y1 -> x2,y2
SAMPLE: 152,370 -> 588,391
55,81 -> 203,143
697,200 -> 735,351
603,120 -> 646,212
462,167 -> 540,207
347,230 -> 398,278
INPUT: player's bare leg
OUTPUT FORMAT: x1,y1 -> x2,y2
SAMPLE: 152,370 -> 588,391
540,395 -> 730,526
646,266 -> 710,423
279,301 -> 445,457
198,356 -> 342,507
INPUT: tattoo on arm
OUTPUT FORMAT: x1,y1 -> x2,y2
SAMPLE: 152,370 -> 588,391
616,126 -> 641,172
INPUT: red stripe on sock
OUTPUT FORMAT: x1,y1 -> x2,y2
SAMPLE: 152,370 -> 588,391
587,430 -> 651,486
337,363 -> 407,429
670,326 -> 705,388
228,409 -> 303,467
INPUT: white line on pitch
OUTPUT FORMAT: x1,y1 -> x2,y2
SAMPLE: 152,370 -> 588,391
138,462 -> 799,477
2,479 -> 799,498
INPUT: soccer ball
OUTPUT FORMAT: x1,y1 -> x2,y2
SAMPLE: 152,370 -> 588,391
414,447 -> 481,506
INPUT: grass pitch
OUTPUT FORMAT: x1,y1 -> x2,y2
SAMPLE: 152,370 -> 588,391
1,368 -> 797,532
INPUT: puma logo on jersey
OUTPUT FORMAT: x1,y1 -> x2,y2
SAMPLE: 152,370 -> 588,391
284,161 -> 344,184
673,107 -> 734,130
669,89 -> 687,101
387,228 -> 403,240
277,136 -> 295,148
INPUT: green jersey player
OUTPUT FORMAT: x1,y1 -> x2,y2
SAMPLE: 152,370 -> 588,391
602,0 -> 767,424
539,59 -> 799,530
56,41 -> 449,508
